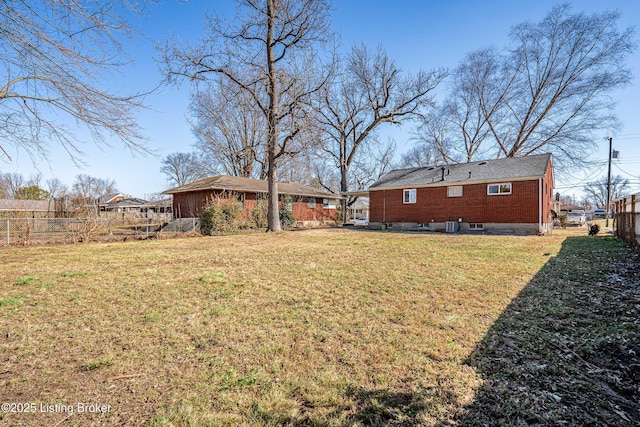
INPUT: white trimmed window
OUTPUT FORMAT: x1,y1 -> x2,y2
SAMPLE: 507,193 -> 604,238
487,183 -> 512,195
403,189 -> 417,204
447,186 -> 463,197
323,198 -> 337,209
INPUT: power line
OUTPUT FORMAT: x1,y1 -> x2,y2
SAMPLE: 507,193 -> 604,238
614,163 -> 640,178
615,132 -> 640,137
555,181 -> 640,190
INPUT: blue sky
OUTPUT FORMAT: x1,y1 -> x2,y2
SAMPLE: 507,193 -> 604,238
4,0 -> 640,200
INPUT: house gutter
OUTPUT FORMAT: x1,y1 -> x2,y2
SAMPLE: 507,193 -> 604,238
383,190 -> 386,223
538,178 -> 543,233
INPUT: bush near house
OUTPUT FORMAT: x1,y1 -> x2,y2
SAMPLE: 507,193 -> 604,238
200,194 -> 281,234
199,195 -> 244,235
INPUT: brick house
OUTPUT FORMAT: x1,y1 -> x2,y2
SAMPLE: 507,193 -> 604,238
163,175 -> 341,226
365,153 -> 555,235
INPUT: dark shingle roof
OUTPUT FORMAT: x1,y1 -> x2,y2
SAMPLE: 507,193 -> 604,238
163,175 -> 341,199
370,153 -> 552,190
107,197 -> 149,208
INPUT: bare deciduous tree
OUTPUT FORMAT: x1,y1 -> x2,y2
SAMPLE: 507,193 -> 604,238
413,105 -> 460,165
46,178 -> 68,198
428,5 -> 635,168
584,175 -> 630,209
0,1 -> 149,162
497,5 -> 634,163
400,144 -> 437,168
349,138 -> 398,192
71,174 -> 119,202
315,44 -> 446,218
161,152 -> 208,187
423,48 -> 509,163
0,172 -> 25,198
190,81 -> 267,179
161,0 -> 333,232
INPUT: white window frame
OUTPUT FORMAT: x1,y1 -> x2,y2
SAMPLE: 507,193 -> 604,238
487,183 -> 512,195
447,186 -> 463,197
469,223 -> 484,230
323,198 -> 337,209
403,189 -> 417,204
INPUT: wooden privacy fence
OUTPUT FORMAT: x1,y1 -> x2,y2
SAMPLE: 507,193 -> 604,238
615,193 -> 640,248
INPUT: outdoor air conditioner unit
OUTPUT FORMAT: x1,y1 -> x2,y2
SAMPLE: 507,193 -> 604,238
445,221 -> 459,233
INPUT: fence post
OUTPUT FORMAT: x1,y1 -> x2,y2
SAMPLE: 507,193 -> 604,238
6,219 -> 9,245
146,218 -> 149,239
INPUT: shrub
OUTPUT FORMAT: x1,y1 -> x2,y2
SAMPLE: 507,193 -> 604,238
558,214 -> 567,228
200,194 -> 244,235
252,199 -> 268,229
279,195 -> 294,230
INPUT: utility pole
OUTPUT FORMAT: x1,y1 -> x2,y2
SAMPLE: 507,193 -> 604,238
606,137 -> 613,228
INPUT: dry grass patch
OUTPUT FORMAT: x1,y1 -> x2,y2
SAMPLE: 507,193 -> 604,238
0,228 -> 614,425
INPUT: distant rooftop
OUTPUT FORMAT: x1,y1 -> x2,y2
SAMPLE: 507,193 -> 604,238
0,199 -> 51,211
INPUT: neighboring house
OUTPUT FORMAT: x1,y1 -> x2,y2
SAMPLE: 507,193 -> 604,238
148,198 -> 173,214
163,175 -> 341,226
347,198 -> 369,222
100,197 -> 173,216
98,193 -> 127,210
102,197 -> 148,213
364,153 -> 555,235
0,199 -> 52,218
559,204 -> 585,213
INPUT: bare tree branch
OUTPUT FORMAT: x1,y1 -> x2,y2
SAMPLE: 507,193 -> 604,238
314,43 -> 446,220
432,4 -> 635,170
160,152 -> 209,188
0,1 -> 152,162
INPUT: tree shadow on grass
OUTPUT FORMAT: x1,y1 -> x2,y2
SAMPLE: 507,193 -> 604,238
247,384 -> 444,426
338,385 -> 444,426
454,236 -> 640,426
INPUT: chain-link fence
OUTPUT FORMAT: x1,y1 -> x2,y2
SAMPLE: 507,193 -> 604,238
0,216 -> 199,246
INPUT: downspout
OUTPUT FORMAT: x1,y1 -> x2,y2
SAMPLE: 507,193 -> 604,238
383,190 -> 386,223
538,178 -> 543,233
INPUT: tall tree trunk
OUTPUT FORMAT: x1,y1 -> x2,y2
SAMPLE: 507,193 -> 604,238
266,0 -> 282,232
340,164 -> 348,224
267,148 -> 281,232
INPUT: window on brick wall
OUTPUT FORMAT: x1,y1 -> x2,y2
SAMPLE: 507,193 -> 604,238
487,183 -> 512,195
323,198 -> 337,209
447,186 -> 463,197
307,198 -> 316,208
469,223 -> 484,230
403,189 -> 417,204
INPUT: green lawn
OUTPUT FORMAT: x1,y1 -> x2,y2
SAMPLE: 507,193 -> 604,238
0,228 -> 637,426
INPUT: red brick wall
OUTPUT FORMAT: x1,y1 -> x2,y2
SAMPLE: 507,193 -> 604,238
370,179 -> 549,224
172,191 -> 337,222
291,196 -> 338,222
